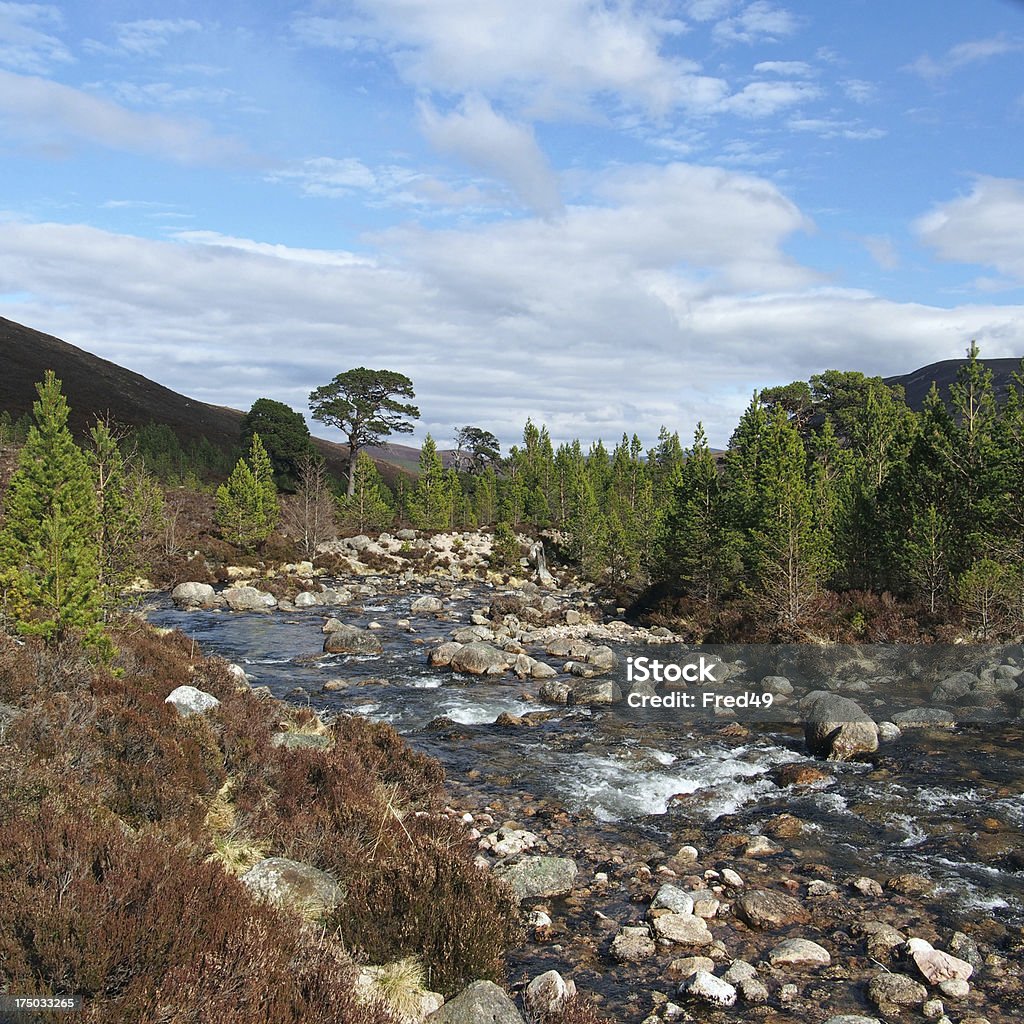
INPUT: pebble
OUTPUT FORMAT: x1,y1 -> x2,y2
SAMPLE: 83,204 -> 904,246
720,868 -> 744,888
938,978 -> 970,999
923,999 -> 945,1021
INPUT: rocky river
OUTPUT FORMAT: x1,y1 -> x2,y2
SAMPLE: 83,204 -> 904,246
147,568 -> 1024,1024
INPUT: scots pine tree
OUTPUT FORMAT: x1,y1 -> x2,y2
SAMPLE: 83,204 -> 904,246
0,372 -> 105,646
337,452 -> 393,532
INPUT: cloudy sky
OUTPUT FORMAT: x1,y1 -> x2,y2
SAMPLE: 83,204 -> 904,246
2,1 -> 1023,450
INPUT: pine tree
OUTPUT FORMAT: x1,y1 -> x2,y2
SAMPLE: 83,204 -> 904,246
408,435 -> 455,530
473,466 -> 499,526
661,424 -> 736,606
337,452 -> 393,532
0,372 -> 105,647
214,433 -> 280,551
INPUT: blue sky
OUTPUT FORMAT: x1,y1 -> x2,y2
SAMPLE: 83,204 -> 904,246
1,1 -> 1023,450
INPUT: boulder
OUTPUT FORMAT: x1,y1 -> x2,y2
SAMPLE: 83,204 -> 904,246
323,623 -> 384,656
240,857 -> 344,919
428,642 -> 464,667
450,642 -> 514,676
224,586 -> 277,612
931,671 -> 978,703
823,1018 -> 882,1024
294,591 -> 321,608
493,856 -> 578,901
801,690 -> 879,760
735,890 -> 808,929
171,581 -> 219,609
411,595 -> 444,613
906,938 -> 973,984
165,685 -> 221,717
427,981 -> 524,1024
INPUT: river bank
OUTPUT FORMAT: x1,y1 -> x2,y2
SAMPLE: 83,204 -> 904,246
145,538 -> 1024,1024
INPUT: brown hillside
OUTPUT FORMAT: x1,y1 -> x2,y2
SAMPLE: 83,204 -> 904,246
0,317 -> 417,486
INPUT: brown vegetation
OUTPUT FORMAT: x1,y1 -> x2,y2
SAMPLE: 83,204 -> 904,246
0,622 -> 521,1018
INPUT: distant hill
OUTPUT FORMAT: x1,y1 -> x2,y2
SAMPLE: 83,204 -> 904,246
0,317 -> 415,485
885,356 -> 1022,411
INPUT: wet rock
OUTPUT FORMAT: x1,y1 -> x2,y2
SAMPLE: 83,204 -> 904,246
323,622 -> 384,655
737,978 -> 769,1003
611,926 -> 656,963
878,721 -> 902,742
891,708 -> 956,729
171,581 -> 220,609
651,884 -> 695,916
761,675 -> 794,695
690,891 -> 721,919
411,595 -> 444,613
868,973 -> 928,1012
539,678 -> 622,706
493,856 -> 577,901
720,868 -> 743,888
721,960 -> 757,985
938,979 -> 970,999
906,938 -> 973,984
767,938 -> 831,967
480,828 -> 539,858
886,873 -> 933,897
586,646 -> 618,671
806,879 -> 838,897
948,931 -> 983,970
531,661 -> 557,679
851,876 -> 884,897
823,1017 -> 882,1024
931,671 -> 978,702
428,642 -> 463,667
922,999 -> 944,1020
856,921 -> 906,961
765,813 -> 804,839
293,590 -> 320,609
776,763 -> 832,787
224,585 -> 277,611
427,981 -> 525,1024
735,890 -> 808,929
668,956 -> 715,979
524,971 -> 576,1016
743,835 -> 782,857
652,913 -> 713,946
678,971 -> 736,1008
240,857 -> 344,919
165,685 -> 220,717
450,642 -> 514,676
801,690 -> 879,760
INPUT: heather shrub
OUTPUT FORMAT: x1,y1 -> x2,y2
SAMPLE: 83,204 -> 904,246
330,825 -> 522,996
0,790 -> 396,1024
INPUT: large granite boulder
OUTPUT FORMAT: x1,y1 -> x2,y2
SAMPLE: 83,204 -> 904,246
427,981 -> 524,1024
322,621 -> 384,655
493,856 -> 578,901
165,685 -> 221,717
240,857 -> 344,920
171,582 -> 220,609
449,642 -> 514,676
801,690 -> 878,760
223,586 -> 277,612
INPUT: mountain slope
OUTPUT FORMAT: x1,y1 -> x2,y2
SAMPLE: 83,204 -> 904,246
885,356 -> 1022,410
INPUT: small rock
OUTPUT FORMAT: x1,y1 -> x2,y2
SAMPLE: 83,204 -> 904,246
720,868 -> 743,888
612,926 -> 656,963
737,978 -> 769,1003
720,960 -> 757,984
923,999 -> 945,1021
886,873 -> 933,897
878,721 -> 902,742
906,939 -> 973,984
938,979 -> 970,999
678,970 -> 736,1008
493,856 -> 577,901
767,938 -> 831,967
868,973 -> 928,1011
653,913 -> 714,946
165,685 -> 220,717
651,884 -> 695,917
735,890 -> 807,929
668,956 -> 715,980
851,876 -> 884,897
524,971 -> 576,1017
823,1017 -> 882,1024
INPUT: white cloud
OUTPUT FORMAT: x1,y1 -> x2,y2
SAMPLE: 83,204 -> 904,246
713,2 -> 798,45
96,80 -> 236,108
294,0 -> 700,117
86,18 -> 202,57
719,79 -> 819,117
788,115 -> 885,140
915,177 -> 1024,285
0,1 -> 70,73
418,95 -> 563,216
3,165 -> 1021,451
0,69 -> 252,164
861,234 -> 900,271
906,35 -> 1023,80
685,0 -> 734,22
841,78 -> 877,103
753,60 -> 813,76
267,157 -> 380,198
